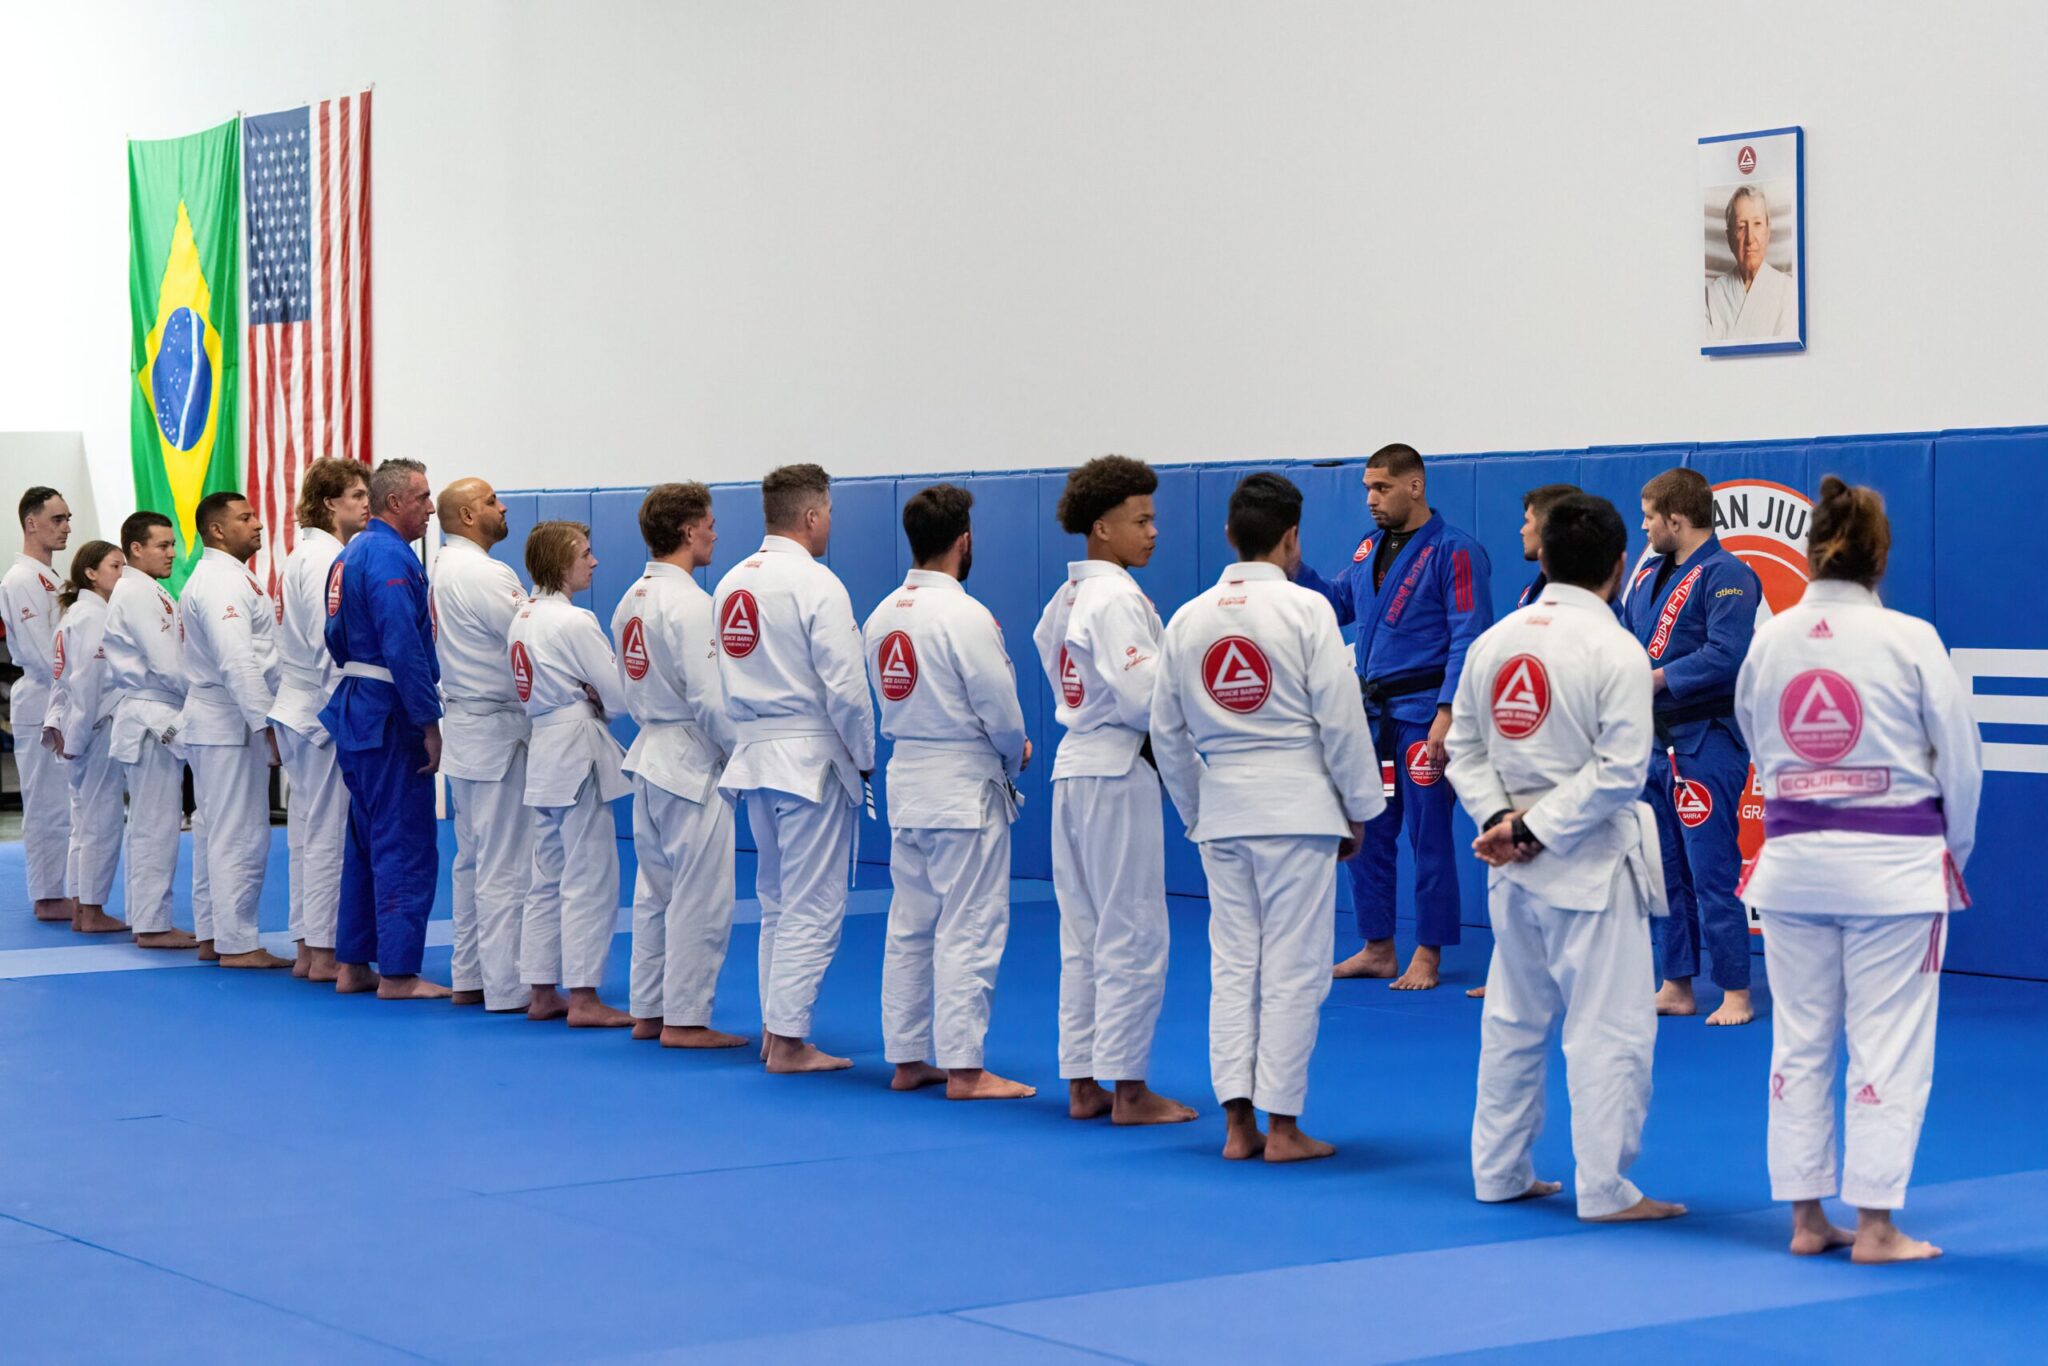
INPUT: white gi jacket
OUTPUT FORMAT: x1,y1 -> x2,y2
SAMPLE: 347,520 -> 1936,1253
1150,562 -> 1383,841
861,568 -> 1029,830
1,554 -> 61,726
267,527 -> 344,746
177,549 -> 281,746
1705,262 -> 1799,341
46,594 -> 115,758
610,561 -> 734,805
1734,579 -> 1982,915
432,537 -> 532,783
712,536 -> 875,805
507,590 -> 630,808
1033,560 -> 1159,781
104,566 -> 186,762
1445,583 -> 1666,915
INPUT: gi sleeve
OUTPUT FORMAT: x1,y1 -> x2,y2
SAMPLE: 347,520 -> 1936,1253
214,582 -> 280,731
1145,629 -> 1202,831
368,560 -> 444,728
1522,642 -> 1654,856
1444,644 -> 1511,829
672,592 -> 735,761
1436,541 -> 1494,711
69,614 -> 109,741
474,562 -> 528,641
1292,558 -> 1359,629
1307,595 -> 1384,824
954,609 -> 1029,779
1082,589 -> 1160,733
42,618 -> 71,740
1913,622 -> 1983,872
808,581 -> 877,770
1661,565 -> 1758,702
571,611 -> 630,719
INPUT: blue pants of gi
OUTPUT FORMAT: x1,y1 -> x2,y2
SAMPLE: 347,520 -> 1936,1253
1345,713 -> 1461,947
334,722 -> 438,976
1644,725 -> 1752,991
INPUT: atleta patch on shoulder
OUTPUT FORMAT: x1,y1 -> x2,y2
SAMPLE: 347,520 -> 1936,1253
1715,586 -> 1745,597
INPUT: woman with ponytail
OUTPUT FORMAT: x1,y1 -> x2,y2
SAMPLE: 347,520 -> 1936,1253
41,539 -> 129,934
1734,475 -> 1982,1263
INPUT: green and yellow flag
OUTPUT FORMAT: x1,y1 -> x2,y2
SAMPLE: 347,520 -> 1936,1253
129,118 -> 240,593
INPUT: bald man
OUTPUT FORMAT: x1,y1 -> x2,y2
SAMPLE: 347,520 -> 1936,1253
431,479 -> 534,1012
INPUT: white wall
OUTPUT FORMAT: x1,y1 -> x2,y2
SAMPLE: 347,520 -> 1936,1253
4,0 -> 2044,516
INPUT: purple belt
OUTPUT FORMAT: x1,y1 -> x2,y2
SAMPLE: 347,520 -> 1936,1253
1763,797 -> 1945,840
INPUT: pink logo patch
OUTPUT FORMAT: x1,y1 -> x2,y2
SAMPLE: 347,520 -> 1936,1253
1058,646 -> 1085,708
621,617 -> 650,680
1490,655 -> 1550,739
1202,636 -> 1272,713
718,590 -> 759,658
1780,669 -> 1862,764
877,630 -> 918,701
510,640 -> 533,702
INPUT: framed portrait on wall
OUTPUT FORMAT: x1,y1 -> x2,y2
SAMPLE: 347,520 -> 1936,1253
1699,125 -> 1804,356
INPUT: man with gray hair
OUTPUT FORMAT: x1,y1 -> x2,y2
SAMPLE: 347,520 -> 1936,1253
1705,185 -> 1797,341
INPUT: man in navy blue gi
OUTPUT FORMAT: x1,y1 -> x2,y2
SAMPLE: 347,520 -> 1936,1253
1297,444 -> 1492,991
1515,484 -> 1582,609
1624,467 -> 1759,1026
324,458 -> 450,1000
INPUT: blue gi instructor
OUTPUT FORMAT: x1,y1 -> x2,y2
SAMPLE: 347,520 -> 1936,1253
1297,444 -> 1492,991
324,459 -> 451,1000
1624,468 -> 1759,1026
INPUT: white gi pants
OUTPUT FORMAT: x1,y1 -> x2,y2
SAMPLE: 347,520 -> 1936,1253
449,749 -> 534,1010
65,725 -> 126,907
1761,910 -> 1945,1211
122,740 -> 204,937
274,727 -> 345,951
1200,834 -> 1339,1116
1051,765 -> 1169,1082
882,816 -> 1012,1070
15,680 -> 72,902
186,733 -> 271,956
749,789 -> 857,1040
627,778 -> 738,1025
1474,873 -> 1657,1220
522,775 -> 619,992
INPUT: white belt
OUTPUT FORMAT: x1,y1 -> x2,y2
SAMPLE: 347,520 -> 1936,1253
733,717 -> 836,742
341,661 -> 395,684
123,686 -> 183,708
444,695 -> 523,718
532,699 -> 597,730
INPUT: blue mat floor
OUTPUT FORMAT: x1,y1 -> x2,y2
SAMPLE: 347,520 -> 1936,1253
0,826 -> 2042,1363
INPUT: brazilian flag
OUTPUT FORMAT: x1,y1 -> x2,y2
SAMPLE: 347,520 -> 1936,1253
129,118 -> 240,594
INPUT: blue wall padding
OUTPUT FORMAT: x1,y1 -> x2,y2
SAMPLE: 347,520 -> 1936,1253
588,488 -> 649,838
490,493 -> 539,583
534,492 -> 595,610
822,478 -> 905,864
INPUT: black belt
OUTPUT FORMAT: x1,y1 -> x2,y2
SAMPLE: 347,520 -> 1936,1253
1359,668 -> 1445,709
1652,695 -> 1735,748
1139,733 -> 1157,771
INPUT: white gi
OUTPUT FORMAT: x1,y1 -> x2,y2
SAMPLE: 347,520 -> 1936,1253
178,549 -> 281,956
713,536 -> 876,1041
1445,582 -> 1667,1219
1033,559 -> 1170,1083
2,554 -> 72,905
509,591 -> 630,993
432,537 -> 533,1009
1705,262 -> 1799,342
267,528 -> 346,952
1151,562 -> 1383,1115
1735,579 -> 1982,1211
47,593 -> 123,908
863,569 -> 1029,1070
611,563 -> 737,1026
104,566 -> 206,938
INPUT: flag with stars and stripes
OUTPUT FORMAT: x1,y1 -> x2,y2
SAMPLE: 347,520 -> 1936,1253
242,89 -> 373,601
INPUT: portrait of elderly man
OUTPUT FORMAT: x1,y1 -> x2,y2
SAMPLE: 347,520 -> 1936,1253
1704,184 -> 1798,342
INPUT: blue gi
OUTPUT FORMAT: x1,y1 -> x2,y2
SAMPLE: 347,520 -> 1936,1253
1622,533 -> 1759,991
1298,512 -> 1492,946
1516,570 -> 1546,608
321,517 -> 443,976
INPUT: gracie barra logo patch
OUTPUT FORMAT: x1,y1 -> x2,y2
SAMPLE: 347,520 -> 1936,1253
1675,778 -> 1714,828
1405,740 -> 1441,786
1059,646 -> 1085,707
1779,668 -> 1862,764
510,640 -> 533,702
877,630 -> 918,701
719,590 -> 759,658
1352,535 -> 1374,564
326,560 -> 345,617
51,632 -> 65,681
621,617 -> 650,680
1202,636 -> 1271,713
1647,564 -> 1705,660
1490,654 -> 1550,739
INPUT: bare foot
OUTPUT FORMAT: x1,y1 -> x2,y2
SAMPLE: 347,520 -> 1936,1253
377,975 -> 454,1001
891,1062 -> 948,1091
133,928 -> 198,950
291,941 -> 312,978
765,1036 -> 853,1073
631,1016 -> 663,1040
1112,1082 -> 1198,1126
1068,1079 -> 1114,1120
218,948 -> 293,969
1655,978 -> 1697,1017
1586,1196 -> 1688,1223
1390,945 -> 1442,991
306,948 -> 339,983
196,940 -> 219,963
565,990 -> 635,1028
946,1068 -> 1035,1100
1514,1180 -> 1564,1200
1467,985 -> 1487,999
1707,988 -> 1756,1027
450,990 -> 486,1006
1790,1200 -> 1855,1255
1334,941 -> 1398,980
1264,1117 -> 1335,1163
527,986 -> 568,1021
335,963 -> 382,993
1222,1099 -> 1266,1159
33,899 -> 72,922
1852,1221 -> 1942,1264
73,906 -> 130,934
661,1025 -> 749,1049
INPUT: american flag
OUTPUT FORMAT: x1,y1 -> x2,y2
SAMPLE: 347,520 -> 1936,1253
242,90 -> 373,600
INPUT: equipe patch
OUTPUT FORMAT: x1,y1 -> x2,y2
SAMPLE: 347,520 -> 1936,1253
1490,654 -> 1550,738
326,560 -> 345,616
621,617 -> 650,680
1779,668 -> 1862,764
1675,778 -> 1713,827
1059,646 -> 1085,707
1775,766 -> 1889,799
877,630 -> 918,701
1405,740 -> 1441,786
1202,636 -> 1271,713
719,590 -> 759,658
510,640 -> 533,702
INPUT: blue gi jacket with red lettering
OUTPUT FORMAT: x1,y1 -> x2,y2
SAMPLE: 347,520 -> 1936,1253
319,518 -> 442,750
1295,512 -> 1494,724
1621,533 -> 1759,756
